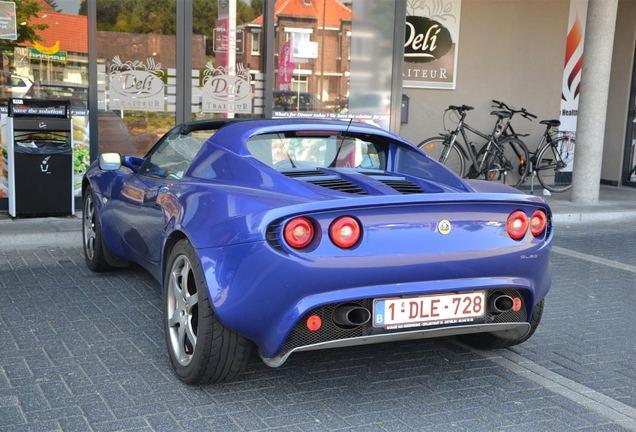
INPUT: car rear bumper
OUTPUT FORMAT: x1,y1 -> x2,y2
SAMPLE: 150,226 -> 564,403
198,239 -> 551,358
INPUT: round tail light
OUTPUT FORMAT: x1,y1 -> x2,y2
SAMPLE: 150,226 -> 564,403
329,216 -> 361,248
530,210 -> 547,236
506,210 -> 528,240
284,217 -> 314,249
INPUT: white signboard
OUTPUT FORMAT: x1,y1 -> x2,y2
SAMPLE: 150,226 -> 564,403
202,62 -> 252,114
403,0 -> 461,90
0,1 -> 17,41
108,56 -> 165,111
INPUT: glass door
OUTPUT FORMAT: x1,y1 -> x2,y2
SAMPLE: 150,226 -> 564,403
192,0 -> 265,121
95,0 -> 177,157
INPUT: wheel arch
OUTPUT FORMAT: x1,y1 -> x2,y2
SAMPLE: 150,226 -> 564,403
161,229 -> 191,292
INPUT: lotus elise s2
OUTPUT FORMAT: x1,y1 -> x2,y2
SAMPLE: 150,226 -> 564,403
82,119 -> 552,384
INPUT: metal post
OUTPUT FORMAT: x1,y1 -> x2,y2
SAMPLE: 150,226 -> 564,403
262,0 -> 275,119
389,0 -> 407,134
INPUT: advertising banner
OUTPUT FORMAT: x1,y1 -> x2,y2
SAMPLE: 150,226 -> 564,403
560,0 -> 588,134
403,0 -> 461,90
279,39 -> 294,91
558,0 -> 588,173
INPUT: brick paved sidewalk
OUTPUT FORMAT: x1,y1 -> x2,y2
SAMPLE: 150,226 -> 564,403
1,239 -> 634,431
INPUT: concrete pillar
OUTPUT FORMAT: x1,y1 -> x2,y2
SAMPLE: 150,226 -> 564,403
570,0 -> 619,204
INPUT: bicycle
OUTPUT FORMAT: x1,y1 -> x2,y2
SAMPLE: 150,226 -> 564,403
529,120 -> 576,193
418,105 -> 530,188
492,100 -> 576,193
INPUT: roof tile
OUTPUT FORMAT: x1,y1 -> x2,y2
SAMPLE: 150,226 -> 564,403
254,0 -> 351,27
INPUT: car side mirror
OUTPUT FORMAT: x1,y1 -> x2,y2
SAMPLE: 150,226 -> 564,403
98,153 -> 122,171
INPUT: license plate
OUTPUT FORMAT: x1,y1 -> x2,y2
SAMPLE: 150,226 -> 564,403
373,291 -> 486,328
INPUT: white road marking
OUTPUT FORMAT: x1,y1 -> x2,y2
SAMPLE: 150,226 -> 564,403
552,246 -> 636,273
456,246 -> 636,429
466,346 -> 636,430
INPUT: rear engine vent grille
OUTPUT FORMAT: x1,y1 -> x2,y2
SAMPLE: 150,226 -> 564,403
280,170 -> 367,195
379,179 -> 425,194
306,178 -> 367,195
282,170 -> 328,178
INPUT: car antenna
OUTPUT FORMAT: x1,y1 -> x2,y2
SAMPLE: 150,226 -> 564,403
277,133 -> 296,168
328,118 -> 353,168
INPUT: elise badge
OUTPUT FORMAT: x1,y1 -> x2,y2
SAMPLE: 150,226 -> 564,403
438,220 -> 451,235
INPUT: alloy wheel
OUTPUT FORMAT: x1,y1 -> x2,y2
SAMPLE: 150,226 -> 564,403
166,255 -> 199,366
83,195 -> 96,260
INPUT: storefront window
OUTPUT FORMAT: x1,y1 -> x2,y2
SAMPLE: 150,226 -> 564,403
96,0 -> 176,157
193,0 -> 264,121
242,0 -> 392,130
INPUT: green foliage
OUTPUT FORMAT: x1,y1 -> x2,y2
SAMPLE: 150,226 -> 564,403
82,0 -> 263,57
250,0 -> 263,16
192,0 -> 219,36
43,0 -> 60,12
88,0 -> 262,34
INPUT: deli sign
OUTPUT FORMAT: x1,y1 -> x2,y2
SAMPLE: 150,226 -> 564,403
403,0 -> 461,90
404,16 -> 452,63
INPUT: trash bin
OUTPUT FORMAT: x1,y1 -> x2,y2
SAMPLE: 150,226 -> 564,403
13,141 -> 73,217
4,98 -> 74,217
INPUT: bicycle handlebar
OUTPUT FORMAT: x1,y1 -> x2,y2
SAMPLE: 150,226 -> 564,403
447,104 -> 473,113
492,100 -> 536,120
523,110 -> 538,119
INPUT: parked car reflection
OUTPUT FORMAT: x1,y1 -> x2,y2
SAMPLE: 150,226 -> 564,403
98,111 -> 159,156
273,91 -> 330,112
25,81 -> 89,110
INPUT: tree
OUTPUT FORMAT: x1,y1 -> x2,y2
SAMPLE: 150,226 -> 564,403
80,0 -> 261,33
76,0 -> 262,56
43,0 -> 60,12
250,0 -> 263,18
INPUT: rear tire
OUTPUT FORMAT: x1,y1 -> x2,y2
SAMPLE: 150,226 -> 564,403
164,239 -> 253,384
535,136 -> 576,193
418,137 -> 466,177
458,299 -> 544,350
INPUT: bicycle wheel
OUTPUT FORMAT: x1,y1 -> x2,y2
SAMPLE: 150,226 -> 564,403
418,137 -> 465,177
535,136 -> 576,192
481,137 -> 529,188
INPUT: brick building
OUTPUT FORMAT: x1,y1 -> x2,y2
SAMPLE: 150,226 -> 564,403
239,0 -> 352,104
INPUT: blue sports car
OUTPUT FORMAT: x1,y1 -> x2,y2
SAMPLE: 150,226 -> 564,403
82,119 -> 552,384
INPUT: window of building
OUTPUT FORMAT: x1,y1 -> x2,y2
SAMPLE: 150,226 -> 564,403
291,75 -> 308,93
285,28 -> 312,57
251,31 -> 260,55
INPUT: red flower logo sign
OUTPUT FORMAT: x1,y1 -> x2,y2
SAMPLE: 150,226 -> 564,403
562,13 -> 584,102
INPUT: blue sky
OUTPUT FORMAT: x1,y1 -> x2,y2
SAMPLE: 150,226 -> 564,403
55,0 -> 81,14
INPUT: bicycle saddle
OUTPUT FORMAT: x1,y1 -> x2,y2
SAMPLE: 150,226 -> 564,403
491,111 -> 512,119
540,119 -> 561,127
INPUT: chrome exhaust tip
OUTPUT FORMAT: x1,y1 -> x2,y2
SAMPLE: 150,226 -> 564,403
333,304 -> 371,328
488,294 -> 515,314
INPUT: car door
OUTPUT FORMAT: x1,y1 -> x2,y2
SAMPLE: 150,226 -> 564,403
113,130 -> 202,264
